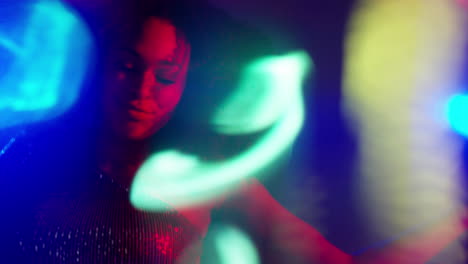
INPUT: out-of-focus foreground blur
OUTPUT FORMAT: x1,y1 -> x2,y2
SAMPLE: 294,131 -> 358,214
1,0 -> 468,263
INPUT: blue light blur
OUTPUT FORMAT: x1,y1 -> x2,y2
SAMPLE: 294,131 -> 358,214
446,93 -> 468,137
0,0 -> 93,128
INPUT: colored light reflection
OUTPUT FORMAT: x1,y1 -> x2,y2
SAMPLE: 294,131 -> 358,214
0,0 -> 92,128
344,0 -> 466,260
446,94 -> 468,137
212,51 -> 310,134
203,224 -> 259,264
130,51 -> 312,210
457,0 -> 468,9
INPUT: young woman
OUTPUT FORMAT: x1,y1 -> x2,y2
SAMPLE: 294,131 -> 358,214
5,1 -> 464,263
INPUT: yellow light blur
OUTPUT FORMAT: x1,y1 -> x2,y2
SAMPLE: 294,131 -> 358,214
343,0 -> 467,261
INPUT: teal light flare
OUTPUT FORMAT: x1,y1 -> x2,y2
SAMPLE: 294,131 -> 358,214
446,93 -> 468,137
0,0 -> 92,128
201,224 -> 259,264
130,51 -> 312,211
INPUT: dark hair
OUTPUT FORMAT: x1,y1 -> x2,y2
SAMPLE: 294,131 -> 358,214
98,0 -> 195,48
94,0 -> 277,126
99,0 -> 275,64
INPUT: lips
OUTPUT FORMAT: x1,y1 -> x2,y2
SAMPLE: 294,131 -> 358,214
128,101 -> 157,114
115,99 -> 160,120
128,108 -> 158,120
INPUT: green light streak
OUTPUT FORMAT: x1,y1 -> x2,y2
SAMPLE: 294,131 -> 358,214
213,225 -> 259,264
130,51 -> 312,210
212,51 -> 310,134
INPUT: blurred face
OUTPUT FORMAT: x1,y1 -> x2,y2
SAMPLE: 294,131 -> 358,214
104,17 -> 191,140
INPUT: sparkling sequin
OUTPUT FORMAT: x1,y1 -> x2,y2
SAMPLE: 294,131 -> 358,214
16,170 -> 202,263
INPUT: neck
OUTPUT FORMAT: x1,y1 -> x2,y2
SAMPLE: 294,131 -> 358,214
98,129 -> 151,188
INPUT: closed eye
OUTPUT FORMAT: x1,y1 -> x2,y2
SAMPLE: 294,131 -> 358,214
156,76 -> 175,85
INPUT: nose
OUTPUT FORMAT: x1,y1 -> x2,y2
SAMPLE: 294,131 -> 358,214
135,69 -> 157,99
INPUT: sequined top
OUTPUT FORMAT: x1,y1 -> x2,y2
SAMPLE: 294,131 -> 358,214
15,171 -> 203,264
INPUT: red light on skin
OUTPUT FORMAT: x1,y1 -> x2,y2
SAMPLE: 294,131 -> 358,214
103,17 -> 191,140
128,109 -> 158,121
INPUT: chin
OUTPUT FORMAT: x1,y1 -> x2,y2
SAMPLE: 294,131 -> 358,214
108,114 -> 171,141
122,123 -> 158,141
124,130 -> 152,141
106,119 -> 154,141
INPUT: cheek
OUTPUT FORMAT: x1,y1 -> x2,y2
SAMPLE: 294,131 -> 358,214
103,78 -> 121,111
156,84 -> 184,111
109,71 -> 136,93
104,72 -> 135,104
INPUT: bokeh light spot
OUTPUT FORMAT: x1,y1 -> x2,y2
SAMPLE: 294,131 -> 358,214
201,224 -> 259,264
0,0 -> 93,128
446,93 -> 468,137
